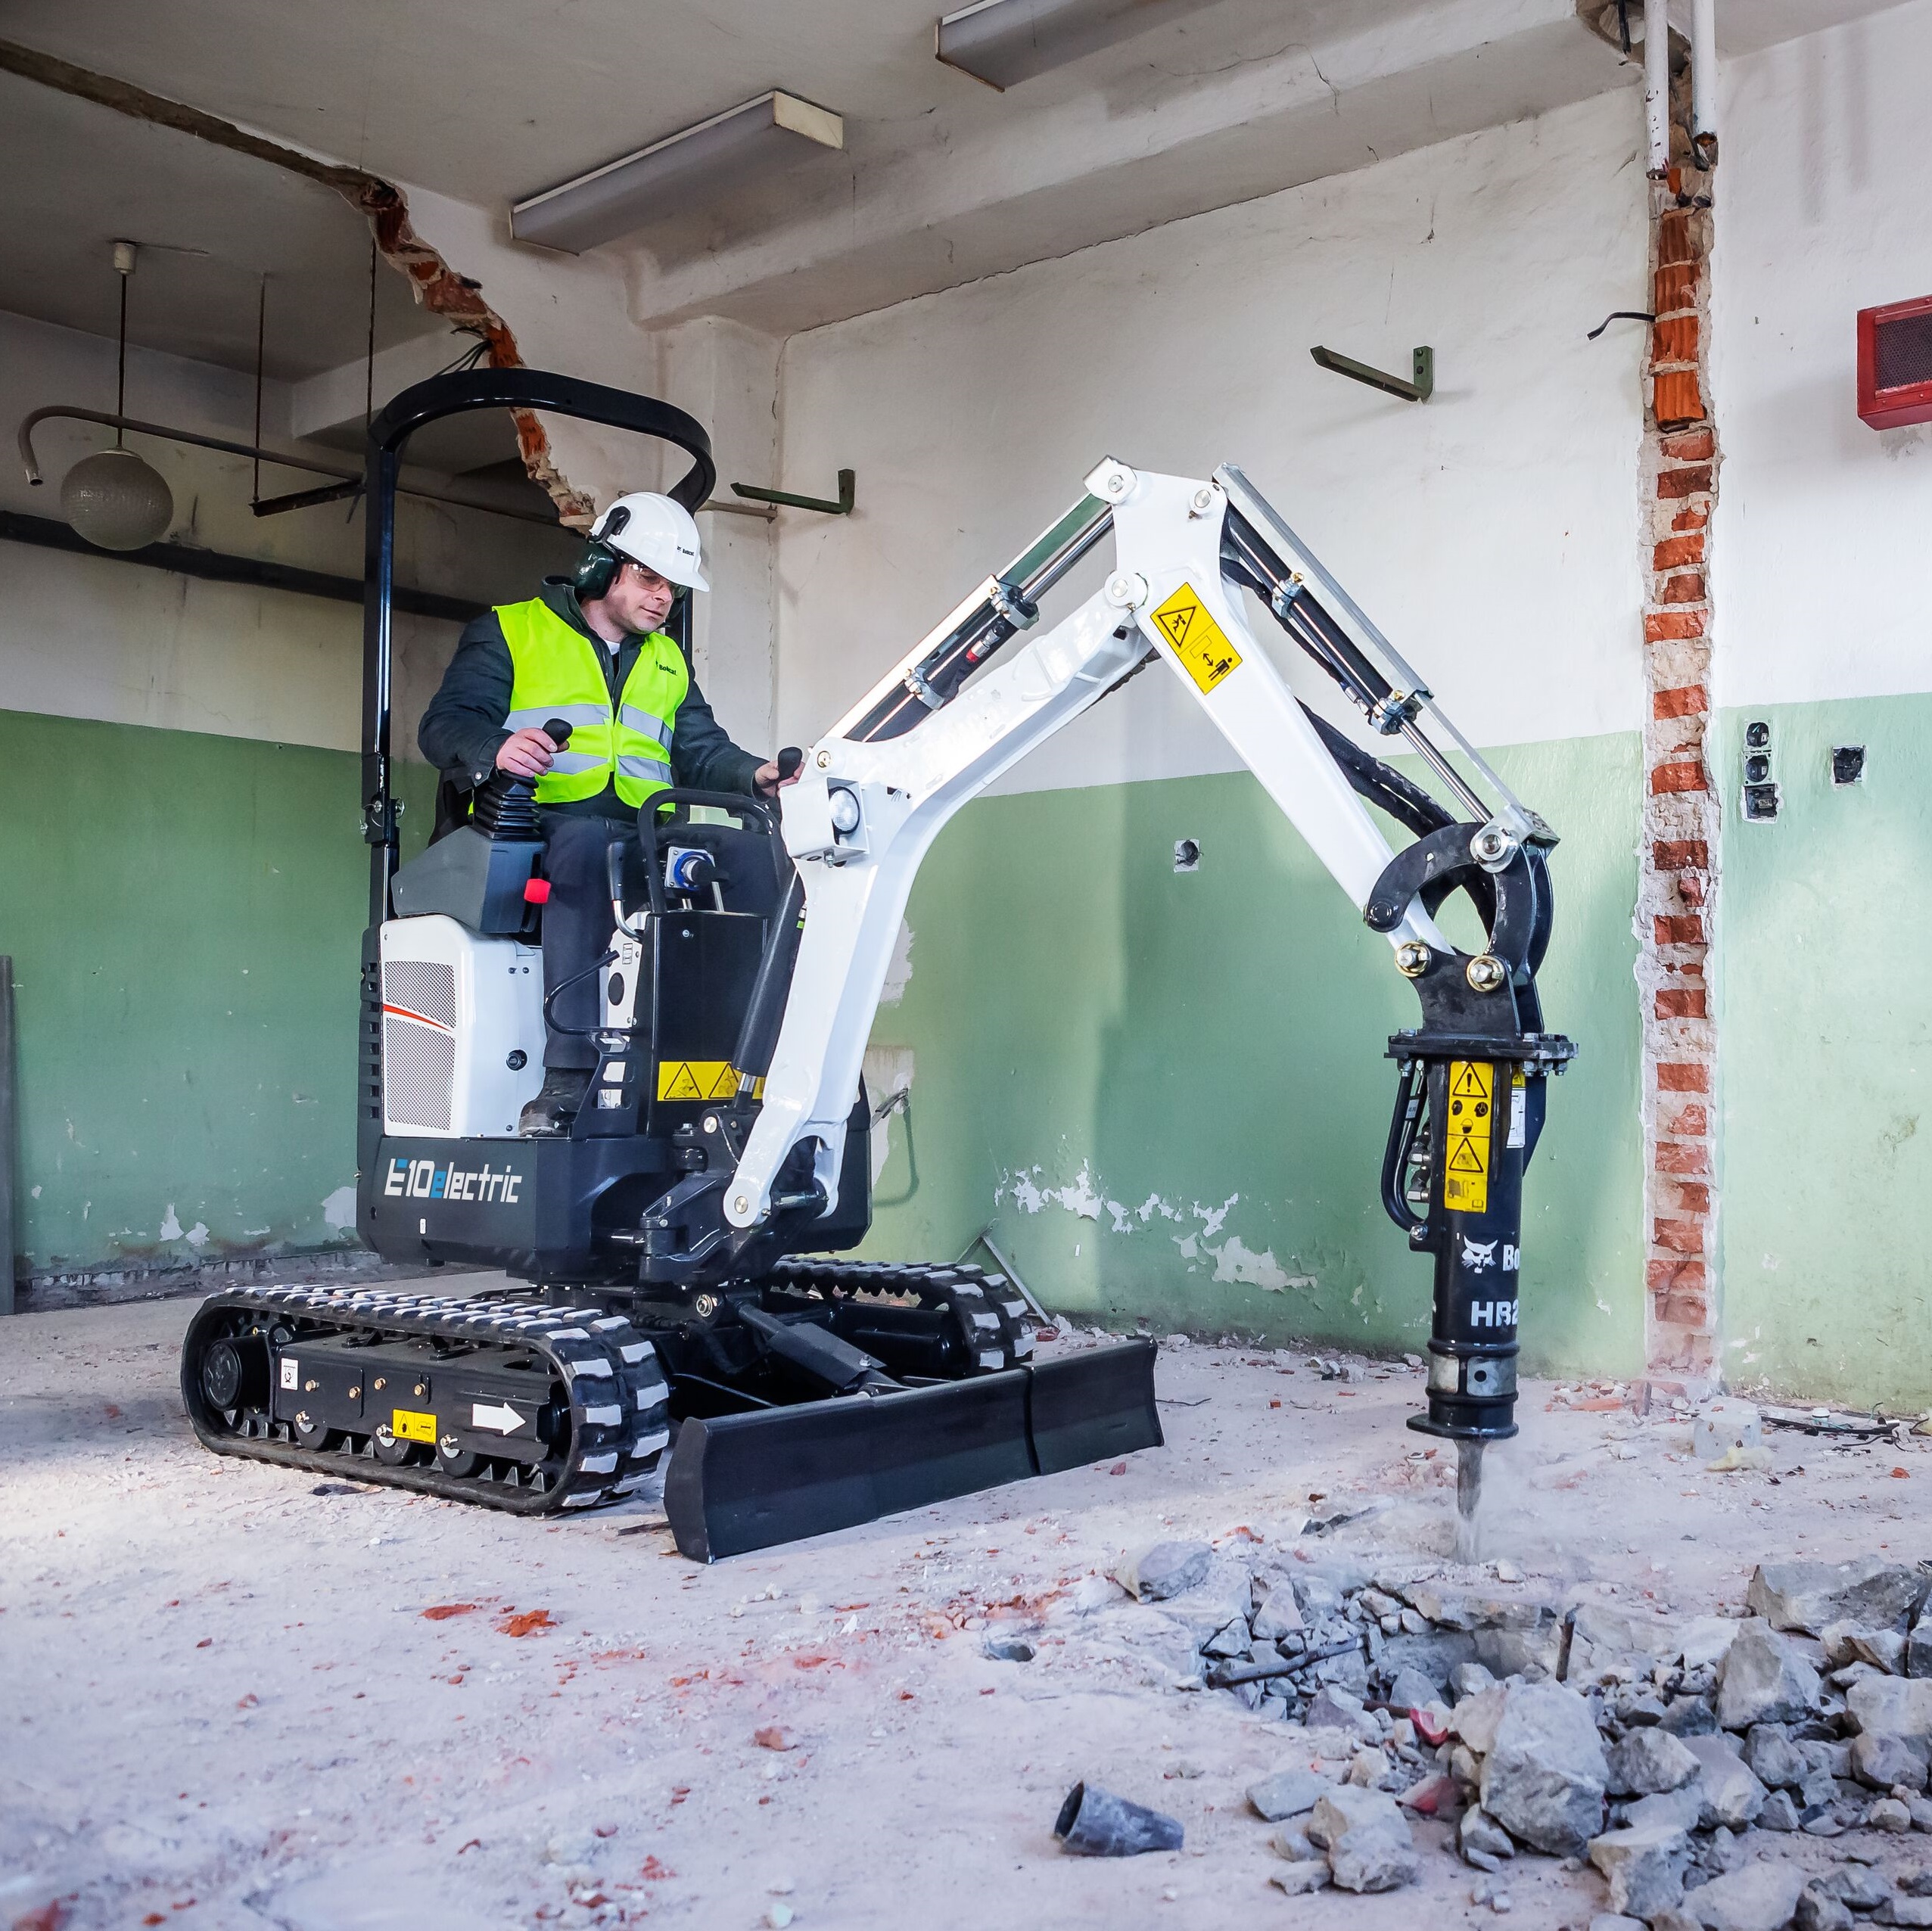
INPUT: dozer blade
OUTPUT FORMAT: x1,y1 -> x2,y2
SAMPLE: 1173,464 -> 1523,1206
663,1339 -> 1160,1561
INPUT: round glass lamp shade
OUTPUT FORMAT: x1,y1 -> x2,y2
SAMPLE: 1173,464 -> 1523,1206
61,447 -> 174,551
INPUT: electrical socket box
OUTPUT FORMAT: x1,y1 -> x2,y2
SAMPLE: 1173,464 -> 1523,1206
1858,296 -> 1932,430
1741,719 -> 1780,822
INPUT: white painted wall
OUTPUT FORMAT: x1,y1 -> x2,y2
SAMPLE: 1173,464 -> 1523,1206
771,89 -> 1651,794
1710,0 -> 1932,709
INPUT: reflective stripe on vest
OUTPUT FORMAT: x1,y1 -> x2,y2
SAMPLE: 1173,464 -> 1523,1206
496,599 -> 689,808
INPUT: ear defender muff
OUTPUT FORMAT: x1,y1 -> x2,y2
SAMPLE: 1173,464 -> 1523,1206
574,538 -> 620,601
574,504 -> 632,601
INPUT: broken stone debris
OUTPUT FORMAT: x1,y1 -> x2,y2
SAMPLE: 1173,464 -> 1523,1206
1083,1531 -> 1932,1903
1306,1786 -> 1420,1892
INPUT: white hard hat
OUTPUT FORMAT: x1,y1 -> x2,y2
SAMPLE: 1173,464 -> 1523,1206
593,491 -> 710,592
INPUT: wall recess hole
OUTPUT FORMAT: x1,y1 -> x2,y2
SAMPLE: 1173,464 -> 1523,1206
1831,745 -> 1866,786
1173,838 -> 1201,873
1742,782 -> 1781,822
1744,720 -> 1772,750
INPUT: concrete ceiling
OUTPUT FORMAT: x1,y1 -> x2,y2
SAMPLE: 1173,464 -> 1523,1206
0,67 -> 450,380
0,0 -> 1912,350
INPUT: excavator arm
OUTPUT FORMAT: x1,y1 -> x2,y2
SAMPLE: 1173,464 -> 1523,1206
723,458 -> 1575,1457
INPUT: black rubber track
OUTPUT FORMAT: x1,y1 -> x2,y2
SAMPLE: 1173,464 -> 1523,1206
180,1283 -> 670,1516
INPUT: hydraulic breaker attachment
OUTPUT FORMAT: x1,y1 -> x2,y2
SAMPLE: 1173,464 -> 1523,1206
1367,827 -> 1576,1445
661,1337 -> 1161,1561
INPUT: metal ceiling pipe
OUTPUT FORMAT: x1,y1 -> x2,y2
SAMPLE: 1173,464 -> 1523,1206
1690,0 -> 1718,164
1644,0 -> 1672,176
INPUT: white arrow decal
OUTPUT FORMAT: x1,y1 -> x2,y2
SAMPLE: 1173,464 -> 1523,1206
471,1401 -> 529,1435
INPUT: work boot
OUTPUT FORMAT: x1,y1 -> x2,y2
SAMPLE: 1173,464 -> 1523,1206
518,1068 -> 590,1137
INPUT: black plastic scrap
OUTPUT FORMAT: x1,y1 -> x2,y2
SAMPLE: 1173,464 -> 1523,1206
1053,1783 -> 1184,1857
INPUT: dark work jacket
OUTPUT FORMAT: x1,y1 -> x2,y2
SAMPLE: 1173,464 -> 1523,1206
417,576 -> 764,822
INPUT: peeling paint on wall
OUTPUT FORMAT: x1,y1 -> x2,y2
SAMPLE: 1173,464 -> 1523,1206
879,921 -> 914,1007
997,1161 -> 1311,1294
321,1185 -> 357,1232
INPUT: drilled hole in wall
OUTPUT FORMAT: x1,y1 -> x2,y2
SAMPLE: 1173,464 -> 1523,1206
1831,745 -> 1866,786
1173,838 -> 1201,873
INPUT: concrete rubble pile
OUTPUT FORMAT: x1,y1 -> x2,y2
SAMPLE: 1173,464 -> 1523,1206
1080,1539 -> 1932,1920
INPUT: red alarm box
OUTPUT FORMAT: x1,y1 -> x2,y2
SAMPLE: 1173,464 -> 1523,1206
1858,295 -> 1932,429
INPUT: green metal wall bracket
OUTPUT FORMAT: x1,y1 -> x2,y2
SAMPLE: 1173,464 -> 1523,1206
731,468 -> 856,515
1310,345 -> 1435,403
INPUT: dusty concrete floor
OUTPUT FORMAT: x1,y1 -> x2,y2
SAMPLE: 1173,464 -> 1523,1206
4,1276 -> 1929,1930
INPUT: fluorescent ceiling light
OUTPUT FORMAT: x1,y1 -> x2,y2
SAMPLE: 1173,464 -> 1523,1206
512,92 -> 844,254
936,0 -> 1223,91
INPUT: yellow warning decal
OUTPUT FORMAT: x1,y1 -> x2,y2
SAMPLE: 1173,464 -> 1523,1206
1151,583 -> 1243,695
656,1060 -> 741,1102
391,1407 -> 436,1444
1443,1060 -> 1494,1215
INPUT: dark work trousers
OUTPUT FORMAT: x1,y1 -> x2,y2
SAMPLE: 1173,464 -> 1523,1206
538,810 -> 633,1071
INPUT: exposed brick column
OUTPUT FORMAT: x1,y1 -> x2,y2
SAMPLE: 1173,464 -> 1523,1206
1638,166 -> 1720,1387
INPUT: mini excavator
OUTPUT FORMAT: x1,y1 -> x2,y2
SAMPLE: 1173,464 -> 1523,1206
181,370 -> 1573,1561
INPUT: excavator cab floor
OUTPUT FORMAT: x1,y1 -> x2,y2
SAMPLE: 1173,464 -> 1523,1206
662,1337 -> 1160,1561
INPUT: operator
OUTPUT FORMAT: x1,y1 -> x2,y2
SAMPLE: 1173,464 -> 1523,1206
419,492 -> 794,1137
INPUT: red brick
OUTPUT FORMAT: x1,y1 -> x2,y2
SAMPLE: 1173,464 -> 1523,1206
1662,571 -> 1706,605
1653,315 -> 1700,365
1650,763 -> 1708,797
1678,871 -> 1707,908
1653,1217 -> 1706,1256
1655,462 -> 1713,499
1647,1256 -> 1708,1295
1654,913 -> 1704,945
1654,262 -> 1699,315
1653,534 -> 1706,571
1660,428 -> 1715,464
1653,683 -> 1707,720
1654,369 -> 1706,426
1665,1102 -> 1708,1135
1657,1062 -> 1710,1093
1668,1180 -> 1713,1215
1655,1285 -> 1713,1329
1645,611 -> 1706,642
1655,987 -> 1708,1019
1653,840 -> 1709,871
1657,210 -> 1697,265
1672,505 -> 1710,533
1655,1139 -> 1712,1174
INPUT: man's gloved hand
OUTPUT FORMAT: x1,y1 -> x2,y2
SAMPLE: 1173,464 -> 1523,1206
496,727 -> 560,779
754,746 -> 804,798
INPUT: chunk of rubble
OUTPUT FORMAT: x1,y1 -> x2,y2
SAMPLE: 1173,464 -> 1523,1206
1307,1786 -> 1419,1893
1247,1768 -> 1334,1822
1249,1582 -> 1303,1643
1452,1662 -> 1500,1702
1305,1686 -> 1381,1746
1626,1786 -> 1705,1834
1386,1665 -> 1443,1715
1746,1558 -> 1930,1637
1741,1723 -> 1805,1790
1909,1613 -> 1932,1681
1459,1806 -> 1516,1870
1588,1821 -> 1691,1920
1853,1729 -> 1930,1790
1871,1796 -> 1916,1833
1607,1726 -> 1701,1797
1796,1886 -> 1856,1931
1110,1541 -> 1212,1603
1478,1680 -> 1610,1857
1716,1622 -> 1822,1730
1757,1790 -> 1800,1832
1849,1675 -> 1932,1744
1680,1733 -> 1768,1830
1681,1861 -> 1806,1931
1679,1618 -> 1743,1673
1269,1861 -> 1331,1895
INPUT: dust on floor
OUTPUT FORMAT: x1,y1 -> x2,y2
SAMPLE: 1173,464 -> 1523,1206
2,1280 -> 1927,1930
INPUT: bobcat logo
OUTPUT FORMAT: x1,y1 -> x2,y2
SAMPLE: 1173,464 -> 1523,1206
1461,1237 -> 1498,1271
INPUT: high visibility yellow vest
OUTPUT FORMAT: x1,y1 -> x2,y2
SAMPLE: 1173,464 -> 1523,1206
496,598 -> 689,808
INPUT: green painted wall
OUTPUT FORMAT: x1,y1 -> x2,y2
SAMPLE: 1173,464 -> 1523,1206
863,732 -> 1645,1376
1717,696 -> 1932,1405
0,708 -> 433,1276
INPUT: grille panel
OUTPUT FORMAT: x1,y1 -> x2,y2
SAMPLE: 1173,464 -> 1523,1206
384,1017 -> 455,1131
382,959 -> 456,1031
1876,313 -> 1932,393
